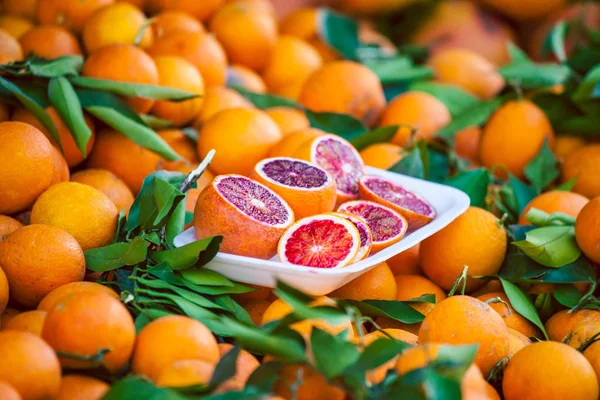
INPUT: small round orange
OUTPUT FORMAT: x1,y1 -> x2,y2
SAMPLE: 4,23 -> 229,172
519,190 -> 589,225
71,169 -> 135,213
215,343 -> 260,392
0,216 -> 22,242
19,25 -> 81,59
0,224 -> 85,308
145,0 -> 224,21
563,321 -> 600,349
241,299 -> 270,326
194,86 -> 253,125
131,315 -> 220,382
0,15 -> 34,38
157,129 -> 199,171
507,327 -> 531,357
0,28 -> 23,64
267,128 -> 324,158
155,359 -> 214,388
3,310 -> 47,337
395,274 -> 446,316
575,197 -> 600,264
265,107 -> 310,136
151,10 -> 205,39
545,309 -> 600,342
380,91 -> 451,146
359,143 -> 403,170
36,0 -> 114,33
554,136 -> 585,160
476,292 -> 539,337
386,243 -> 421,275
56,375 -> 109,400
455,126 -> 482,163
503,341 -> 598,400
330,262 -> 397,301
197,107 -> 282,176
37,281 -> 118,312
226,64 -> 267,93
562,145 -> 600,199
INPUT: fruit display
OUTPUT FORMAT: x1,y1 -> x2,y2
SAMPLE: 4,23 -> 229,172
0,0 -> 600,399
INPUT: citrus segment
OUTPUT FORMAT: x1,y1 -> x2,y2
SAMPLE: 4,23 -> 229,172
329,212 -> 372,262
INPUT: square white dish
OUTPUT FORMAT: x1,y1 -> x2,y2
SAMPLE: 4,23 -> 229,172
174,166 -> 470,295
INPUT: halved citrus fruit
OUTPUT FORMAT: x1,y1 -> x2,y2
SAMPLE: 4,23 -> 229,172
329,212 -> 372,262
337,200 -> 408,253
250,157 -> 337,220
358,175 -> 436,230
293,134 -> 365,206
194,174 -> 295,259
277,214 -> 360,268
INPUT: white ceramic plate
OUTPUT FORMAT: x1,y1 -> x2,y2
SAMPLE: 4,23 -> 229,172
174,167 -> 470,295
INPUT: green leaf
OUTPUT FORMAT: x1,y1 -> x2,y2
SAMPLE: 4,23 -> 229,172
409,82 -> 480,117
556,176 -> 578,191
542,21 -> 568,62
48,77 -> 92,156
513,225 -> 581,268
507,42 -> 531,64
76,88 -> 145,125
152,236 -> 222,270
347,337 -> 412,375
148,265 -> 253,296
165,199 -> 186,247
524,138 -> 559,193
305,110 -> 368,137
388,145 -> 425,179
499,278 -> 548,339
524,209 -> 576,227
103,376 -> 187,400
427,149 -> 450,183
444,169 -> 490,208
311,328 -> 361,379
180,268 -> 235,287
70,76 -> 198,101
84,237 -> 148,272
317,8 -> 358,60
553,284 -> 583,308
136,277 -> 225,310
572,65 -> 600,102
140,114 -> 173,129
436,98 -> 503,141
508,175 -> 537,215
363,57 -> 433,84
349,126 -> 398,151
231,86 -> 298,109
209,346 -> 240,388
29,55 -> 84,77
342,300 -> 426,324
499,63 -> 572,89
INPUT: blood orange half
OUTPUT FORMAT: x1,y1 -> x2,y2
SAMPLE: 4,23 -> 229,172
358,175 -> 436,230
194,174 -> 295,259
337,200 -> 408,253
250,157 -> 336,220
277,214 -> 360,268
293,134 -> 365,206
329,212 -> 372,262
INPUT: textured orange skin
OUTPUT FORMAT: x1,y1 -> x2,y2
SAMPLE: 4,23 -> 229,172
480,0 -> 565,21
0,331 -> 61,400
2,0 -> 38,19
37,281 -> 119,313
476,292 -> 539,338
82,45 -> 159,114
380,91 -> 451,147
299,61 -> 385,127
31,182 -> 118,251
226,64 -> 266,93
0,15 -> 34,39
210,2 -> 277,71
42,291 -> 135,373
194,87 -> 253,125
553,136 -> 586,161
19,25 -> 81,60
87,129 -> 163,194
157,130 -> 199,170
418,296 -> 510,377
185,171 -> 215,213
386,243 -> 420,275
274,363 -> 345,400
562,145 -> 600,199
420,207 -> 507,292
12,107 -> 95,168
148,31 -> 227,88
507,328 -> 531,357
250,161 -> 336,220
563,321 -> 600,349
215,343 -> 260,392
151,10 -> 205,40
330,262 -> 397,301
71,169 -> 134,213
268,128 -> 324,158
146,0 -> 224,21
576,197 -> 600,264
132,315 -> 220,382
50,146 -> 70,185
545,309 -> 600,342
0,224 -> 85,308
0,29 -> 22,64
56,375 -> 109,400
584,341 -> 600,391
455,126 -> 482,163
265,107 -> 310,136
241,299 -> 270,325
0,216 -> 23,242
194,177 -> 292,259
156,360 -> 214,388
198,108 -> 283,176
0,122 -> 54,215
359,143 -> 403,170
0,382 -> 21,400
519,190 -> 589,225
0,267 -> 7,316
82,2 -> 152,53
503,341 -> 598,400
4,311 -> 47,337
36,0 -> 114,33
481,100 -> 554,179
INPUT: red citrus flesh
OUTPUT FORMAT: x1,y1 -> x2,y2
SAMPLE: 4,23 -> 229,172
256,157 -> 332,189
358,175 -> 436,230
337,200 -> 408,253
278,215 -> 360,268
330,212 -> 372,262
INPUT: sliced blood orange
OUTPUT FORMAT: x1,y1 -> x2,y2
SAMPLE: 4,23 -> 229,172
337,200 -> 408,253
250,157 -> 336,220
194,174 -> 294,259
277,214 -> 360,268
293,134 -> 365,206
358,175 -> 436,230
329,212 -> 372,262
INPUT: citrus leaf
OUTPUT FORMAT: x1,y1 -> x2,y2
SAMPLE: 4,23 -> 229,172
48,77 -> 92,156
499,62 -> 572,89
306,110 -> 368,137
389,145 -> 425,179
84,237 -> 148,272
70,76 -> 198,101
140,114 -> 173,129
556,176 -> 578,192
151,236 -> 222,270
29,55 -> 83,77
409,81 -> 480,117
346,337 -> 412,376
499,277 -> 548,339
524,138 -> 558,193
180,268 -> 235,287
76,88 -> 145,124
363,56 -> 433,84
342,299 -> 425,324
136,277 -> 225,310
318,8 -> 358,60
444,169 -> 490,208
165,199 -> 185,247
147,265 -> 252,296
513,225 -> 581,268
572,65 -> 600,102
311,328 -> 361,379
231,86 -> 298,109
209,346 -> 240,388
103,377 -> 186,400
349,126 -> 397,150
507,42 -> 531,64
553,284 -> 583,308
508,175 -> 537,215
436,98 -> 503,141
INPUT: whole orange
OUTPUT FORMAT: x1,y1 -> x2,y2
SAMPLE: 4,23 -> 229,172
0,215 -> 22,242
359,143 -> 403,170
241,299 -> 270,325
386,243 -> 421,275
19,25 -> 81,59
194,86 -> 253,125
3,310 -> 47,337
42,291 -> 135,373
2,0 -> 38,19
267,128 -> 323,158
476,292 -> 539,337
210,1 -> 277,72
36,0 -> 114,33
575,197 -> 600,264
155,359 -> 214,388
562,145 -> 600,199
151,10 -> 205,40
380,91 -> 451,146
146,0 -> 224,21
563,321 -> 600,349
148,31 -> 228,88
481,100 -> 554,179
131,315 -> 219,382
503,341 -> 598,400
265,107 -> 310,136
37,281 -> 118,312
226,64 -> 267,93
299,61 -> 385,126
545,309 -> 600,342
0,122 -> 55,215
583,341 -> 600,390
0,382 -> 20,400
0,28 -> 22,64
0,224 -> 85,308
82,44 -> 159,114
157,129 -> 199,171
418,295 -> 510,377
420,206 -> 507,292
395,274 -> 446,316
454,126 -> 482,163
71,169 -> 135,213
507,327 -> 531,357
0,330 -> 61,400
273,363 -> 345,400
31,182 -> 119,251
215,343 -> 260,392
329,262 -> 397,301
0,15 -> 34,38
82,2 -> 153,53
56,375 -> 109,400
519,190 -> 589,225
12,107 -> 95,168
197,107 -> 282,175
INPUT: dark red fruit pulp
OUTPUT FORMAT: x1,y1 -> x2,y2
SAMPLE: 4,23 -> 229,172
340,203 -> 404,242
364,177 -> 434,216
217,176 -> 290,225
284,219 -> 354,268
314,137 -> 363,195
261,159 -> 329,188
340,215 -> 369,249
